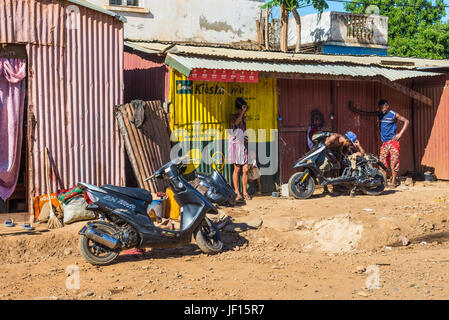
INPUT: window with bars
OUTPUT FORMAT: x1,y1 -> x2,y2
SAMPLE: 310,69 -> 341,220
109,0 -> 140,6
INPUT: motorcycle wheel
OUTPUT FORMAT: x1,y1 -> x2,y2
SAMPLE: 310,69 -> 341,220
194,219 -> 223,254
361,170 -> 386,196
79,222 -> 120,266
288,171 -> 315,199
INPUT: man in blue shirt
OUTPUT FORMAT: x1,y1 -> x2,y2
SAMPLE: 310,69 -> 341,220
377,99 -> 410,188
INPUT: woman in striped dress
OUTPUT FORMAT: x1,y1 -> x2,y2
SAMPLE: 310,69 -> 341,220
228,98 -> 250,202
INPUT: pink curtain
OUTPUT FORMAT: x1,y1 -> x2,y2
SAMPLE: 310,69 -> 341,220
0,58 -> 27,201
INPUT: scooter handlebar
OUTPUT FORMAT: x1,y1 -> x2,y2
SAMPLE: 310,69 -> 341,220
143,156 -> 200,182
144,173 -> 157,182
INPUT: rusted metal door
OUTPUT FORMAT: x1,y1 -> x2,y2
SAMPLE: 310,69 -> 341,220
277,79 -> 333,183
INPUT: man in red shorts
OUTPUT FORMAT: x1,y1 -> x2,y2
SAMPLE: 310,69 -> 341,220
378,99 -> 410,187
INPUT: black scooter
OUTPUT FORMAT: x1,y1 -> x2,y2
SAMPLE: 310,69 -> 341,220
288,134 -> 387,199
77,155 -> 223,266
195,170 -> 237,207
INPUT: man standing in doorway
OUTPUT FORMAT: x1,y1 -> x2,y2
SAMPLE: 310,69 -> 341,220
378,99 -> 410,188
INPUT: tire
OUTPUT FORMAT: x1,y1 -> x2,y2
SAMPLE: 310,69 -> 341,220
361,170 -> 386,196
79,222 -> 120,266
288,171 -> 315,199
194,219 -> 223,254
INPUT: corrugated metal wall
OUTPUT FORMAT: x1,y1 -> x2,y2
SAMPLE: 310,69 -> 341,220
277,79 -> 333,182
278,78 -> 415,183
1,0 -> 124,213
373,80 -> 414,174
413,76 -> 449,180
124,48 -> 171,104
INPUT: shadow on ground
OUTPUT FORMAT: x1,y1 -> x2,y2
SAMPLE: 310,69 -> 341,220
112,228 -> 250,265
388,231 -> 449,247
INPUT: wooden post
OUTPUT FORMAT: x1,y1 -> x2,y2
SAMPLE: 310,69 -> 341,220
377,78 -> 433,106
280,6 -> 289,52
265,7 -> 270,50
292,9 -> 301,53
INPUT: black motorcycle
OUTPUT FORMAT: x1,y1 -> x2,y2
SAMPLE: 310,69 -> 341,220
288,140 -> 387,199
77,155 -> 223,266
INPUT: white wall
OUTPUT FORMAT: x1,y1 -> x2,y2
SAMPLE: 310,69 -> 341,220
88,0 -> 264,44
288,11 -> 388,47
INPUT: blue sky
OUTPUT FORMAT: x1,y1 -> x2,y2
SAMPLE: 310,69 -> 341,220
264,0 -> 449,22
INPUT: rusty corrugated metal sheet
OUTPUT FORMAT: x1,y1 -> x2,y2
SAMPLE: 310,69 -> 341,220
278,78 -> 417,183
0,0 -> 64,45
115,100 -> 171,193
333,80 -> 413,175
414,76 -> 449,180
1,0 -> 125,213
166,53 -> 443,82
126,41 -> 449,70
124,47 -> 170,103
277,79 -> 333,183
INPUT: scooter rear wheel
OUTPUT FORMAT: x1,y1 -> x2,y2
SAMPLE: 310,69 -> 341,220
288,171 -> 315,199
194,219 -> 223,254
79,222 -> 120,266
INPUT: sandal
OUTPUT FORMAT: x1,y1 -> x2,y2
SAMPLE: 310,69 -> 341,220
243,194 -> 252,201
22,223 -> 34,231
122,248 -> 146,256
4,219 -> 14,227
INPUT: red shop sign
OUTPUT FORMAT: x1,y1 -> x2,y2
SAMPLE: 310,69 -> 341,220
187,68 -> 258,83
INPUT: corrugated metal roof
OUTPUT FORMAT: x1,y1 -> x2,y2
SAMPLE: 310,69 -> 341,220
125,41 -> 449,70
69,0 -> 127,22
165,53 -> 443,82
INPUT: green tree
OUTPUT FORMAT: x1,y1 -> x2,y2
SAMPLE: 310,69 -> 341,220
263,0 -> 329,52
345,0 -> 449,58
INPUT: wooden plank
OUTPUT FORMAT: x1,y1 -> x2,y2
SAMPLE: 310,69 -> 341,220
380,60 -> 415,67
125,104 -> 153,191
115,100 -> 171,194
115,107 -> 144,185
378,78 -> 433,106
279,126 -> 333,133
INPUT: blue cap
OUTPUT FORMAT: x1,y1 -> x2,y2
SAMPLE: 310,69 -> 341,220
345,131 -> 357,144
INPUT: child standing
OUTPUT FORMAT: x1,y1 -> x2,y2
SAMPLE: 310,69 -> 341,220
247,150 -> 262,196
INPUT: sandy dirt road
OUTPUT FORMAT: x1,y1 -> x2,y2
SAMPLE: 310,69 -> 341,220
1,181 -> 449,300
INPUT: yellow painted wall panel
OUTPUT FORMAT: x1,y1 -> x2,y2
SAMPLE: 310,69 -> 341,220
169,70 -> 277,142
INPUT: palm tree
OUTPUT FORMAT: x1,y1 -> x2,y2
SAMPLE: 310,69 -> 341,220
263,0 -> 329,52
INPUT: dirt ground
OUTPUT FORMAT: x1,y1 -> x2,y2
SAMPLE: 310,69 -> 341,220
1,180 -> 449,300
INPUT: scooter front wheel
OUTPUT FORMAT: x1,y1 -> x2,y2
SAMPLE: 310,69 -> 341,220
288,171 -> 315,199
194,219 -> 223,254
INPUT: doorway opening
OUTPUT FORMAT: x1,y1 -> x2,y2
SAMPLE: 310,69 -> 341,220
0,44 -> 28,218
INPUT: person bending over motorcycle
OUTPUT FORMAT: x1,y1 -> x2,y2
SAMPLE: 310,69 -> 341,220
313,131 -> 365,193
315,131 -> 365,169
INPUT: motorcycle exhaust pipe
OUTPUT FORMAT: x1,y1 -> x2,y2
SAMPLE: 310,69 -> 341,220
323,177 -> 355,186
80,226 -> 121,250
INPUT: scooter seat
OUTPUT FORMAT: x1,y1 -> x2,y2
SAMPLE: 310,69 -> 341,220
102,185 -> 153,203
